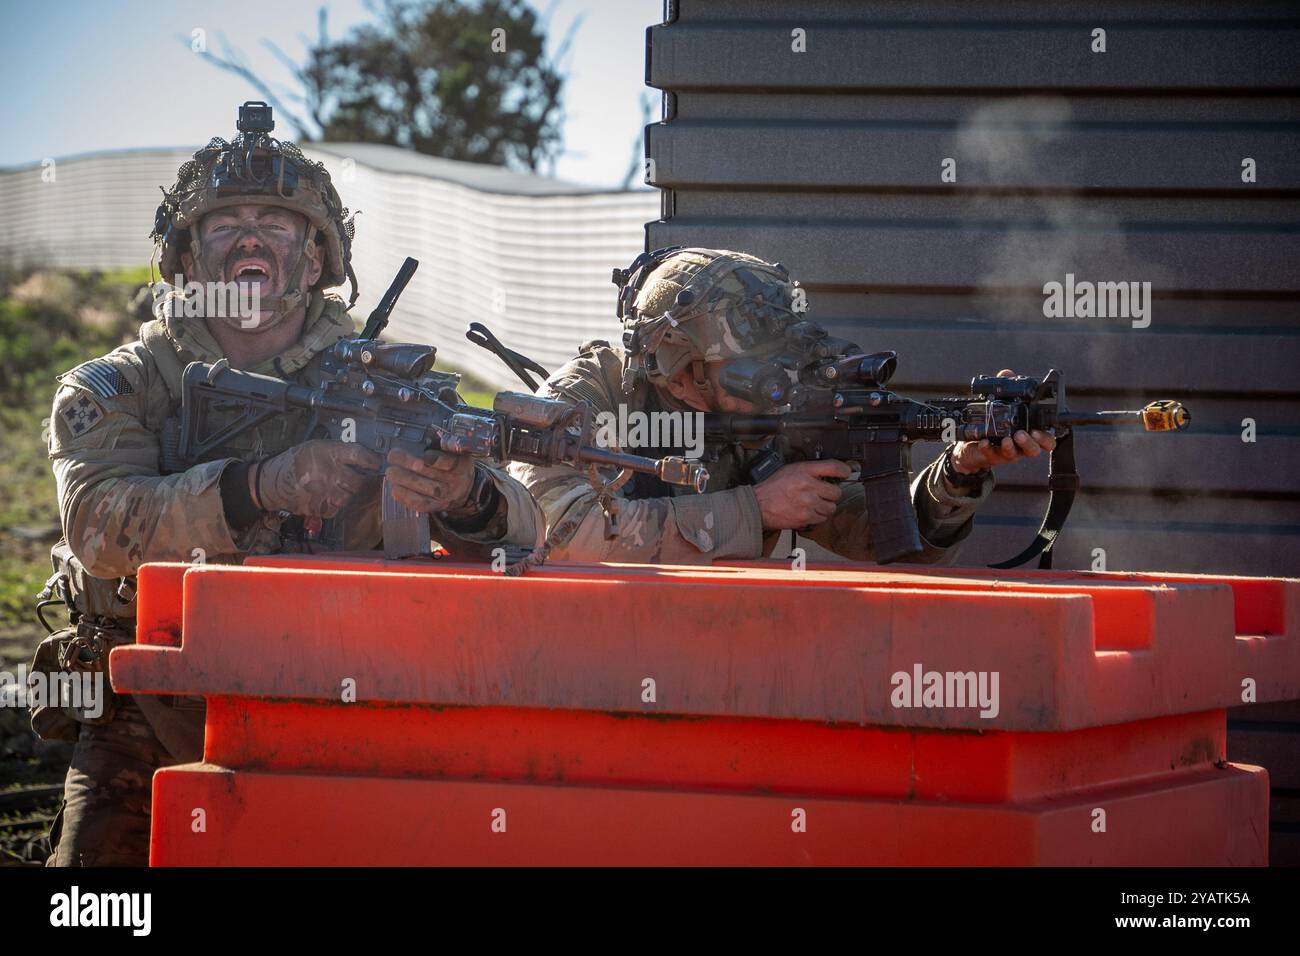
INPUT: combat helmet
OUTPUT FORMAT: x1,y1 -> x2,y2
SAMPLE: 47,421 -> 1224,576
150,100 -> 359,316
612,247 -> 805,398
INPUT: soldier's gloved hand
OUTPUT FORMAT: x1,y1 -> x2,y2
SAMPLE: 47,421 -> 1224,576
754,459 -> 853,530
385,448 -> 477,514
252,440 -> 382,519
950,369 -> 1057,473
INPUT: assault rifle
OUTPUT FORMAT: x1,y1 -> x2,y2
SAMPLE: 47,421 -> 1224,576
703,349 -> 1189,568
162,258 -> 708,558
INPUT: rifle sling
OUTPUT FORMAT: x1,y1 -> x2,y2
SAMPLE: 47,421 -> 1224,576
988,429 -> 1079,570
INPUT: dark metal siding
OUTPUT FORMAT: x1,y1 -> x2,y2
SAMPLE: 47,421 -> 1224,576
645,0 -> 1300,578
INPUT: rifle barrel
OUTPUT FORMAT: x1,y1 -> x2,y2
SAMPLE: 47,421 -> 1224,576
577,446 -> 709,492
1058,400 -> 1189,432
1058,411 -> 1144,426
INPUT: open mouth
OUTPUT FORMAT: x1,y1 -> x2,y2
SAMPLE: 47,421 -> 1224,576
230,259 -> 274,292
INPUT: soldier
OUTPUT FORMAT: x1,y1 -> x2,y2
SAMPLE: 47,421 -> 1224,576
509,247 -> 1054,565
41,103 -> 542,866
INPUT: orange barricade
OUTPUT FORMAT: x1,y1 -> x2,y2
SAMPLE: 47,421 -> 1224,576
112,556 -> 1299,866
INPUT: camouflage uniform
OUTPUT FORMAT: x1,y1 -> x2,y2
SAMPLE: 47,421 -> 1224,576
509,248 -> 992,564
44,698 -> 177,867
46,289 -> 542,867
51,288 -> 542,574
43,106 -> 542,866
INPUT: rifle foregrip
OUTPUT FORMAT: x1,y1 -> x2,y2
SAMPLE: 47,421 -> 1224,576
863,469 -> 924,564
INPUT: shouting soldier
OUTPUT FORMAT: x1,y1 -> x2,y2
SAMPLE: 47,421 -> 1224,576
39,102 -> 542,865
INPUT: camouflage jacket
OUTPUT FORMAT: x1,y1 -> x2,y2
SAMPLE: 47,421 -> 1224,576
48,286 -> 543,615
508,342 -> 994,565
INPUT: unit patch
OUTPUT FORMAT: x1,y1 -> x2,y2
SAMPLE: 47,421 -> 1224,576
59,392 -> 106,436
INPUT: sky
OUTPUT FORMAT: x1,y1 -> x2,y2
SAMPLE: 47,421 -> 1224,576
0,0 -> 662,188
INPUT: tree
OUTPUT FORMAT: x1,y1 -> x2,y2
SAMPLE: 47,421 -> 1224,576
195,0 -> 576,173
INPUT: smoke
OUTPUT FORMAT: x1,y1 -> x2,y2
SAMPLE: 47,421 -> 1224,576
956,96 -> 1176,301
953,97 -> 1187,560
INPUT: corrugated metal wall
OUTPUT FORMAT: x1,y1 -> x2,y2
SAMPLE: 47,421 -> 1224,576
0,145 -> 657,388
645,0 -> 1300,578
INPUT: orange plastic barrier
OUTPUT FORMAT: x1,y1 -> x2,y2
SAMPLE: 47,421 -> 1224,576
112,557 -> 1300,866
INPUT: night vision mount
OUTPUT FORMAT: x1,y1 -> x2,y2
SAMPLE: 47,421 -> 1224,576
236,100 -> 276,136
213,100 -> 298,195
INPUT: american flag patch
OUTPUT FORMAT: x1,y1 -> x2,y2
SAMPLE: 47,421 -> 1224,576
64,359 -> 133,399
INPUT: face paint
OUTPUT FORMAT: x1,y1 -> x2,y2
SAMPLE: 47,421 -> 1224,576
187,206 -> 319,332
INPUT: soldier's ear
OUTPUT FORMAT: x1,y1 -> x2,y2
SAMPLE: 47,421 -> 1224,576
304,238 -> 323,288
180,252 -> 194,282
664,368 -> 695,403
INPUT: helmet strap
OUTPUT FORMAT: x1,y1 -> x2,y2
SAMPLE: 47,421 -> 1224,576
691,358 -> 713,399
344,256 -> 360,308
185,233 -> 205,285
263,223 -> 318,320
621,358 -> 642,396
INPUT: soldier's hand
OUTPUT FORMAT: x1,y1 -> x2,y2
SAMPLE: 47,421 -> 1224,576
753,459 -> 852,530
951,369 -> 1057,473
385,448 -> 476,513
253,440 -> 382,519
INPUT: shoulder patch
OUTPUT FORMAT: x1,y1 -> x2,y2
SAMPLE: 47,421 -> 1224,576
58,390 -> 106,436
63,359 -> 134,399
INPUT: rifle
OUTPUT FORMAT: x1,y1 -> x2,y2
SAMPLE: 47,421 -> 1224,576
703,350 -> 1189,568
162,259 -> 708,558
